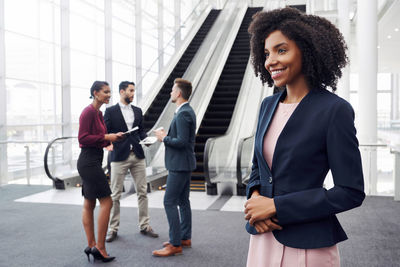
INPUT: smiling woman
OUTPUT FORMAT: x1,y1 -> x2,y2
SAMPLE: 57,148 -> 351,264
249,7 -> 348,92
263,30 -> 303,89
76,80 -> 125,262
244,7 -> 365,267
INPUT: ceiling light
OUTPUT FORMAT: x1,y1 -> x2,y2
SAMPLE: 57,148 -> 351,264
377,45 -> 380,49
395,28 -> 399,32
387,35 -> 392,39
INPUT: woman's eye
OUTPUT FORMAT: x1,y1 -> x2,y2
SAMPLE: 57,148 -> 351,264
278,48 -> 286,54
264,52 -> 269,58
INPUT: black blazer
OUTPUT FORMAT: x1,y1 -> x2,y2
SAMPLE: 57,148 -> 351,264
104,104 -> 147,161
163,103 -> 196,171
246,89 -> 365,249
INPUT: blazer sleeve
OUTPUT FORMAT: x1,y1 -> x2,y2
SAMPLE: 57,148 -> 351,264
246,153 -> 261,199
137,108 -> 147,140
274,101 -> 365,225
163,111 -> 192,148
246,98 -> 269,199
104,107 -> 112,133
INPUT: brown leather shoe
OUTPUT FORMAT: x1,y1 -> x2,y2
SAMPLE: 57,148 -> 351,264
152,244 -> 182,257
162,239 -> 191,248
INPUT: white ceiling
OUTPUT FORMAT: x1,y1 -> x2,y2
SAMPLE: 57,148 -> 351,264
376,0 -> 400,73
338,0 -> 400,73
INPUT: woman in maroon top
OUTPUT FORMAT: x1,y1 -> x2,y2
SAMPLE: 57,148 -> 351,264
77,81 -> 123,262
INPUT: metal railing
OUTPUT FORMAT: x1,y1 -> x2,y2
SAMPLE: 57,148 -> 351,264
236,134 -> 255,189
0,140 -> 51,185
43,136 -> 78,189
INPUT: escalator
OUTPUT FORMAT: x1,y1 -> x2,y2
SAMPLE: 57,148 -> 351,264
143,9 -> 221,132
191,7 -> 262,188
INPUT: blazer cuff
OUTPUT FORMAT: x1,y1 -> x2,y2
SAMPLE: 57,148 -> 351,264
246,180 -> 260,199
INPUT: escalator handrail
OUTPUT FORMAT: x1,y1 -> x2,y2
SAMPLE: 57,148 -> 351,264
203,136 -> 218,187
144,5 -> 243,168
236,134 -> 255,187
43,136 -> 77,182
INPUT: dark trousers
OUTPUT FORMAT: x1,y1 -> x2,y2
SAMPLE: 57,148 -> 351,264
163,171 -> 192,246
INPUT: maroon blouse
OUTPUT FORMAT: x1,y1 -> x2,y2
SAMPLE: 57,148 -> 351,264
78,104 -> 109,148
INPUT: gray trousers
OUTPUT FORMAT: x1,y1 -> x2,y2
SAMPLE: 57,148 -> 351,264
108,152 -> 149,232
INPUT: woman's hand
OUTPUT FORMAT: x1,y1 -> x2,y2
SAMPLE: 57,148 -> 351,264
253,218 -> 282,233
105,143 -> 113,151
105,132 -> 124,142
244,195 -> 277,226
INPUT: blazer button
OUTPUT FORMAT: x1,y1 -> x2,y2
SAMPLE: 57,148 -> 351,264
269,177 -> 273,184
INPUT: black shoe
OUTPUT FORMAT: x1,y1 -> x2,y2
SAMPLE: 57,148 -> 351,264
84,246 -> 92,262
91,247 -> 115,263
140,226 -> 159,238
106,231 -> 117,242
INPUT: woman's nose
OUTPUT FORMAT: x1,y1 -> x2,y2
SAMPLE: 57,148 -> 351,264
265,56 -> 277,70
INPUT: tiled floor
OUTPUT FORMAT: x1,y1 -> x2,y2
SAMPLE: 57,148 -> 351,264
15,187 -> 247,212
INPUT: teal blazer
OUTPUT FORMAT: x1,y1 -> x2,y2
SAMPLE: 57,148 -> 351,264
164,103 -> 196,172
246,89 -> 365,249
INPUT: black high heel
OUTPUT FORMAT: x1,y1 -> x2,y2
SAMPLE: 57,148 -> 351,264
84,246 -> 92,262
91,247 -> 115,263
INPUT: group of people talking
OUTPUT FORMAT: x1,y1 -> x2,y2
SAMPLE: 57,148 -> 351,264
76,7 -> 365,266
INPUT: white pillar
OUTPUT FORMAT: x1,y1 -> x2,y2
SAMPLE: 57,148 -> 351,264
157,0 -> 164,72
61,0 -> 72,167
104,0 -> 113,105
357,0 -> 377,195
174,0 -> 181,50
337,0 -> 350,101
0,0 -> 7,185
135,0 -> 142,102
391,73 -> 399,121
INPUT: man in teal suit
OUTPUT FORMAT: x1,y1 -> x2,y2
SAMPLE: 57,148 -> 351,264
152,78 -> 196,257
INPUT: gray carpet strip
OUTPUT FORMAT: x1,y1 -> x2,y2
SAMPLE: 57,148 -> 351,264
0,185 -> 399,267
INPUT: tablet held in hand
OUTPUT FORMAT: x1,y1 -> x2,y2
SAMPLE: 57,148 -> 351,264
123,126 -> 139,135
139,136 -> 158,145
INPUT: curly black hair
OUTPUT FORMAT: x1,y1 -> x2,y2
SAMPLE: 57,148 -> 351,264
248,7 -> 348,91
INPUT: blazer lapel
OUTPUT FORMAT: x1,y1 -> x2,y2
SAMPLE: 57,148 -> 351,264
259,91 -> 284,145
270,89 -> 314,172
131,106 -> 139,128
115,104 -> 129,132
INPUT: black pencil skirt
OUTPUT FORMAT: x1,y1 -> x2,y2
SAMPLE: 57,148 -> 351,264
77,147 -> 111,200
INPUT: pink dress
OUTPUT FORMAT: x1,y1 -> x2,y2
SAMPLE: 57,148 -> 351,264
246,102 -> 340,267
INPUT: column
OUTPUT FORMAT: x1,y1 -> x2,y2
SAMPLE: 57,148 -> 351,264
135,0 -> 142,102
337,0 -> 350,101
0,0 -> 7,185
60,0 -> 72,165
174,0 -> 181,50
104,0 -> 113,105
357,0 -> 378,195
391,73 -> 399,121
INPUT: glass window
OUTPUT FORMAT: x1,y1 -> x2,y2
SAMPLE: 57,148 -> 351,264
71,51 -> 105,88
112,62 -> 136,102
5,0 -> 39,38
